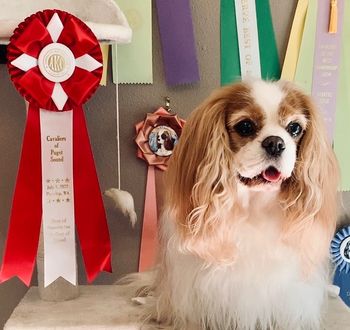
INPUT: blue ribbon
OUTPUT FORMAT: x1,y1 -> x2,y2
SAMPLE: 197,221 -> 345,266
331,226 -> 350,307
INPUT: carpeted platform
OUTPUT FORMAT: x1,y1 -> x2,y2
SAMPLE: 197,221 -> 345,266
4,285 -> 350,329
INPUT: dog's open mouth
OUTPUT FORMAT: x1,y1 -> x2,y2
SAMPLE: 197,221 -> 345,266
238,166 -> 282,186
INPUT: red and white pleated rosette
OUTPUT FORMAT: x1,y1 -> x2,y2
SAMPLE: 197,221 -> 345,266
135,108 -> 185,271
0,9 -> 112,287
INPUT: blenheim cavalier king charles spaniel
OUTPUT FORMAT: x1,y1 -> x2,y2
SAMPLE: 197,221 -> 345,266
129,80 -> 339,330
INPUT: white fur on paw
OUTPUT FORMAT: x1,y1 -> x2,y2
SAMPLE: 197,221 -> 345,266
328,284 -> 340,298
104,188 -> 137,227
131,295 -> 155,306
131,297 -> 147,305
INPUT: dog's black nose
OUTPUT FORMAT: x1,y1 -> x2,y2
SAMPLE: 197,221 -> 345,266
262,136 -> 285,157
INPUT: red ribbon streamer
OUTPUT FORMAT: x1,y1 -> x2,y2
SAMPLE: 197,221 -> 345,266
138,166 -> 158,272
0,106 -> 42,286
73,107 -> 112,281
0,10 -> 112,285
0,106 -> 112,285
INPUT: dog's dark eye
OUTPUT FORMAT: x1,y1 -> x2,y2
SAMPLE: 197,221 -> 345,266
234,120 -> 256,137
286,122 -> 302,137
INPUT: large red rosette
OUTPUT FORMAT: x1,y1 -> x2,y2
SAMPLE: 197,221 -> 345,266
0,10 -> 112,286
7,10 -> 102,112
135,108 -> 185,271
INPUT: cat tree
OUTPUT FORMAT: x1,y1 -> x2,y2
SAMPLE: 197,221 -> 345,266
0,0 -> 131,302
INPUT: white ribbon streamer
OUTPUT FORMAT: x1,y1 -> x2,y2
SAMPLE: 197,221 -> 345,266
234,0 -> 261,78
40,109 -> 76,287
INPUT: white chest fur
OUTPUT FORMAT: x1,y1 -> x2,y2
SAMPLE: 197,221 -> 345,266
160,191 -> 327,330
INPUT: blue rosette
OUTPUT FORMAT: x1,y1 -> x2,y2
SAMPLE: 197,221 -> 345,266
331,226 -> 350,307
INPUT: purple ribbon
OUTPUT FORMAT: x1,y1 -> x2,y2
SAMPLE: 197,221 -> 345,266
156,0 -> 200,86
311,0 -> 344,141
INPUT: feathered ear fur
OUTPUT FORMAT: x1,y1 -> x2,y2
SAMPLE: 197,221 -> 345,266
164,83 -> 251,263
280,84 -> 339,268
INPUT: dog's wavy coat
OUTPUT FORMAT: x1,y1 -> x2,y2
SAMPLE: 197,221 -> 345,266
141,80 -> 339,330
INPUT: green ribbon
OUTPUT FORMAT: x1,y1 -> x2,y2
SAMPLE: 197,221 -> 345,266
220,0 -> 280,85
256,0 -> 280,80
221,0 -> 240,85
294,0 -> 317,93
112,0 -> 153,84
334,0 -> 350,191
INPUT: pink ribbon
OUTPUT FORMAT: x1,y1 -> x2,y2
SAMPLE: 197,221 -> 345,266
135,108 -> 185,271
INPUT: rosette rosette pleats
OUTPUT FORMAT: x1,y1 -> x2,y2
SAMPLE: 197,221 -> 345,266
0,9 -> 112,286
135,108 -> 185,271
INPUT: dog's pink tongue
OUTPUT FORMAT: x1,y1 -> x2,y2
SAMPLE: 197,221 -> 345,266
262,167 -> 281,183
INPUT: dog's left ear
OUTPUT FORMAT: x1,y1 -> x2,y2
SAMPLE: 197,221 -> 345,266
280,87 -> 339,267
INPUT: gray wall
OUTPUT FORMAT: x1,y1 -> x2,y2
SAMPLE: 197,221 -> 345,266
2,0 -> 346,327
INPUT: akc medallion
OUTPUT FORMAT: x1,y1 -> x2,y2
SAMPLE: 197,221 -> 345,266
38,43 -> 76,83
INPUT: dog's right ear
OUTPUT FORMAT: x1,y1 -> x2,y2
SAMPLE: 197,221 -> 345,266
164,83 -> 248,263
279,86 -> 339,268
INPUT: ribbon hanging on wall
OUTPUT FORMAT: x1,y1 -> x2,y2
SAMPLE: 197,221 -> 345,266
255,0 -> 280,80
293,0 -> 344,116
331,226 -> 350,307
220,0 -> 280,85
281,0 -> 309,81
290,0 -> 350,190
290,0 -> 317,93
100,43 -> 109,86
311,0 -> 344,141
156,0 -> 199,86
221,0 -> 240,85
334,0 -> 350,191
0,10 -> 112,286
112,0 -> 153,84
135,108 -> 185,271
234,0 -> 261,78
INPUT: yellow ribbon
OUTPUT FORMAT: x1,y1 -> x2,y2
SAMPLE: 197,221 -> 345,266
99,43 -> 109,86
281,0 -> 309,81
